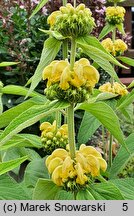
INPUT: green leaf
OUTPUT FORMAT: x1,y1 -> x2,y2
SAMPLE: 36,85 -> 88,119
0,96 -> 46,129
30,0 -> 49,18
0,175 -> 31,200
117,56 -> 134,67
110,178 -> 134,200
33,179 -> 61,200
98,24 -> 115,40
2,85 -> 42,97
119,104 -> 133,123
0,156 -> 28,175
77,102 -> 126,147
96,92 -> 118,101
0,62 -> 19,67
109,133 -> 134,179
0,94 -> 3,115
55,190 -> 74,200
88,182 -> 124,200
128,80 -> 134,89
0,100 -> 69,146
77,36 -> 127,69
77,189 -> 95,200
78,111 -> 101,145
0,134 -> 42,151
24,157 -> 49,188
116,23 -> 125,35
39,29 -> 66,40
117,89 -> 134,109
27,37 -> 61,97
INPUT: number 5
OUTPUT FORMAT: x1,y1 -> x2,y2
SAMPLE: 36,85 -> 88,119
122,203 -> 128,211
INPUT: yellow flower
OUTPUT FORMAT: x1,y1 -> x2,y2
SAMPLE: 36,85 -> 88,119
52,165 -> 63,186
43,60 -> 69,87
79,144 -> 107,175
106,6 -> 125,24
79,144 -> 102,158
113,82 -> 128,96
45,144 -> 107,188
75,162 -> 88,185
48,157 -> 63,174
114,39 -> 128,54
42,61 -> 58,86
101,38 -> 128,56
47,11 -> 62,27
106,6 -> 125,18
40,121 -> 69,154
51,60 -> 69,84
101,38 -> 114,54
51,148 -> 69,160
59,66 -> 72,90
83,65 -> 100,88
86,155 -> 100,177
99,82 -> 128,96
61,156 -> 74,179
59,58 -> 99,90
58,124 -> 68,136
99,82 -> 115,93
40,120 -> 56,136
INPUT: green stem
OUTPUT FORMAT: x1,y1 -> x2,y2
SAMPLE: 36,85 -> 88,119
62,0 -> 67,6
102,125 -> 106,160
74,191 -> 77,200
70,38 -> 76,70
74,0 -> 76,7
62,39 -> 68,60
108,133 -> 113,167
55,111 -> 61,130
112,28 -> 116,43
67,104 -> 76,159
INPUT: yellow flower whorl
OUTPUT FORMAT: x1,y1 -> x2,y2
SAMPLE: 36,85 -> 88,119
40,121 -> 68,154
42,58 -> 100,103
45,144 -> 107,190
101,38 -> 128,56
106,6 -> 126,25
47,3 -> 95,37
99,82 -> 128,96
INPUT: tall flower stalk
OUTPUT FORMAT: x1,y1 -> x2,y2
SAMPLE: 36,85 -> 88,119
67,37 -> 77,159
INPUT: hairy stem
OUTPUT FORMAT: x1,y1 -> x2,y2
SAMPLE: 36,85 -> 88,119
74,0 -> 76,8
63,0 -> 67,6
108,133 -> 113,167
67,104 -> 76,159
102,125 -> 106,160
55,111 -> 61,130
70,38 -> 76,70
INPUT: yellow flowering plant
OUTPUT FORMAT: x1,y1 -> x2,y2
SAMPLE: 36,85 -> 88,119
0,0 -> 134,201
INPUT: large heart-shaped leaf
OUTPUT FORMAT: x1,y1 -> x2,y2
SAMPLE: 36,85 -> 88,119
0,175 -> 31,200
88,182 -> 124,200
110,178 -> 134,200
24,157 -> 49,188
76,189 -> 95,200
33,179 -> 61,200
